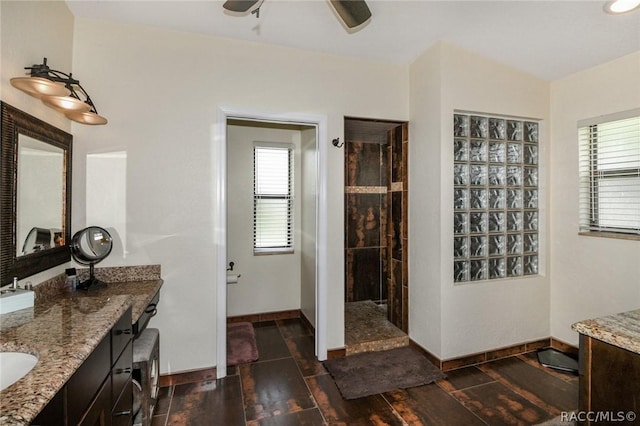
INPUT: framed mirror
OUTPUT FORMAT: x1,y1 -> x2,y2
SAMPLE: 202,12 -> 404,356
1,102 -> 72,285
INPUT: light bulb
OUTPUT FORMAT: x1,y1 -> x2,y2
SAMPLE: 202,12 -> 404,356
42,95 -> 91,112
605,0 -> 640,14
65,110 -> 108,125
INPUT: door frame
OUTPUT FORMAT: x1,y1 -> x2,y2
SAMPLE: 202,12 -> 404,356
214,106 -> 328,378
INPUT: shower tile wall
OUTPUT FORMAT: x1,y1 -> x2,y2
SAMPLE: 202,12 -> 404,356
345,140 -> 388,303
387,124 -> 408,332
344,121 -> 408,333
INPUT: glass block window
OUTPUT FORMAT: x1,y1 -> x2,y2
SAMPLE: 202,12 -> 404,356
454,113 -> 539,283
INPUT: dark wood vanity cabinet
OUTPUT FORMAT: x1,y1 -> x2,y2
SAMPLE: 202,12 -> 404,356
32,308 -> 133,426
578,334 -> 640,424
110,311 -> 134,426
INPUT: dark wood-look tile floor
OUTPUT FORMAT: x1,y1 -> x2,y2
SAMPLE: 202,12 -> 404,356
152,318 -> 578,425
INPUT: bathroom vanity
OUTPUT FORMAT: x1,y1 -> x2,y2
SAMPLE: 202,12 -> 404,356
0,272 -> 162,425
572,309 -> 640,423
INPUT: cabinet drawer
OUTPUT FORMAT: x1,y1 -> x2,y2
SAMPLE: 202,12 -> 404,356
78,378 -> 111,426
112,340 -> 133,403
112,379 -> 133,426
111,307 -> 132,363
67,335 -> 110,426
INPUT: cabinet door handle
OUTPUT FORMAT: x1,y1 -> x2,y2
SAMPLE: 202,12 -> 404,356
113,410 -> 132,416
145,304 -> 158,317
115,328 -> 132,335
115,367 -> 132,374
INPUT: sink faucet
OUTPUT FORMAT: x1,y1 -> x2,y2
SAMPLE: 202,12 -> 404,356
0,277 -> 19,294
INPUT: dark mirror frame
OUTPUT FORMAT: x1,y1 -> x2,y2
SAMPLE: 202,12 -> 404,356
1,102 -> 72,285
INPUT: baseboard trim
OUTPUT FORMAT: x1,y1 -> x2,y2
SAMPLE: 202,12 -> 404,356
550,337 -> 579,357
327,347 -> 346,359
299,311 -> 315,335
410,337 -> 578,372
159,367 -> 217,387
227,309 -> 301,324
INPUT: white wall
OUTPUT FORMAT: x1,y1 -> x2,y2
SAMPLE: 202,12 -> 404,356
70,17 -> 409,373
300,127 -> 318,327
549,52 -> 640,346
0,1 -> 73,132
409,43 -> 444,356
0,1 -> 74,285
226,122 -> 303,317
410,42 -> 551,360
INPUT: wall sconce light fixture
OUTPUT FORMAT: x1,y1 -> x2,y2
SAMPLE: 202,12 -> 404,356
10,58 -> 107,125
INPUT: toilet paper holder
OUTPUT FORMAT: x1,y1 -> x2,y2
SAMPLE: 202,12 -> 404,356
226,273 -> 241,284
226,261 -> 241,284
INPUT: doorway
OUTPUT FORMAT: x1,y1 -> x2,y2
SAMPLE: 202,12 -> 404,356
343,117 -> 409,354
215,107 -> 328,379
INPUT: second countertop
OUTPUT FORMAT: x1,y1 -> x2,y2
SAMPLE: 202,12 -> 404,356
572,308 -> 640,355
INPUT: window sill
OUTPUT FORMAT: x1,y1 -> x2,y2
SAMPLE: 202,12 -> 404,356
253,248 -> 295,256
579,231 -> 640,241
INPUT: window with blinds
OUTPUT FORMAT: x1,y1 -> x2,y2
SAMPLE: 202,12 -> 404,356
253,144 -> 294,253
578,111 -> 640,236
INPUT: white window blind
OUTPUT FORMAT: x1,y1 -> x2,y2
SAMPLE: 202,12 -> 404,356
578,112 -> 640,236
253,144 -> 293,253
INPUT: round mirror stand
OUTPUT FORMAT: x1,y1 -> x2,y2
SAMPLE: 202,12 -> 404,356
70,226 -> 113,290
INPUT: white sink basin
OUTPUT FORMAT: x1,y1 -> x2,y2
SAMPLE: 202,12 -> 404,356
0,352 -> 38,391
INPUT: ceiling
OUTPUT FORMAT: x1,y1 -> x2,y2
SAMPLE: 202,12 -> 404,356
65,0 -> 640,81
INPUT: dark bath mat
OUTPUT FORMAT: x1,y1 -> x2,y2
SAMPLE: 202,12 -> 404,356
324,346 -> 445,399
227,322 -> 259,366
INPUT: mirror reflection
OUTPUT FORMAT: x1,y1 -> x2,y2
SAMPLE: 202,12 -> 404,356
16,135 -> 65,256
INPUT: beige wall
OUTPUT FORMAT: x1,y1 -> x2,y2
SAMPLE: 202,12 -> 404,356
410,42 -> 551,360
409,43 -> 444,356
300,127 -> 318,327
0,1 -> 74,285
226,122 -> 304,317
70,17 -> 409,373
1,1 -> 74,132
549,52 -> 640,345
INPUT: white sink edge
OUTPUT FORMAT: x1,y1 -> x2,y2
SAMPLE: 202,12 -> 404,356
0,352 -> 38,391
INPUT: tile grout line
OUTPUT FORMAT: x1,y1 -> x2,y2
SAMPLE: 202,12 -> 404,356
279,320 -> 330,425
476,363 -> 565,417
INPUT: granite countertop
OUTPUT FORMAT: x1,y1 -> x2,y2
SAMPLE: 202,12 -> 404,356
572,309 -> 640,355
0,267 -> 162,425
72,279 -> 162,324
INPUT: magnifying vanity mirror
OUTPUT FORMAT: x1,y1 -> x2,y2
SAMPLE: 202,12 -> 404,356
1,102 -> 72,285
71,226 -> 113,290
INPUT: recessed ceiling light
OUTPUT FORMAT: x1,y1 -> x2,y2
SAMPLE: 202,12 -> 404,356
604,0 -> 640,14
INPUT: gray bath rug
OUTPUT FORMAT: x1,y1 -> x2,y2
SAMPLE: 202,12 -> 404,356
324,346 -> 445,399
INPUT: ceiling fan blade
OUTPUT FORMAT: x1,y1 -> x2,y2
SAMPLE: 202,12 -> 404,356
222,0 -> 260,13
329,0 -> 372,29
